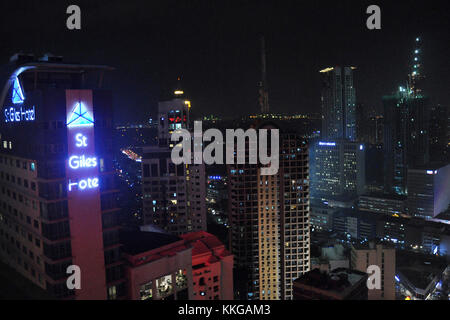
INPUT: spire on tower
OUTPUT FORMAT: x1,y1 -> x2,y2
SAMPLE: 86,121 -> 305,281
174,76 -> 184,96
409,37 -> 425,97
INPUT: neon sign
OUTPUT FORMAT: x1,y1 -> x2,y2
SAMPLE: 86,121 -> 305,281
66,92 -> 99,193
4,106 -> 35,123
3,77 -> 36,123
68,177 -> 99,191
68,155 -> 98,169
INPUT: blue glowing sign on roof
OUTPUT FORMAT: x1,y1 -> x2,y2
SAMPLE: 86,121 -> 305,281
4,76 -> 36,123
67,102 -> 94,127
12,77 -> 25,104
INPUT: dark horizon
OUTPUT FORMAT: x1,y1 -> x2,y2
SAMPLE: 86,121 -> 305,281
1,0 -> 449,123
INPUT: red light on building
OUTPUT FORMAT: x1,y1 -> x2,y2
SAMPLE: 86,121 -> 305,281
181,231 -> 233,300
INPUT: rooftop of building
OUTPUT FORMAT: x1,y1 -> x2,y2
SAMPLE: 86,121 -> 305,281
1,53 -> 113,78
396,251 -> 448,290
120,230 -> 182,256
180,231 -> 232,260
294,268 -> 367,296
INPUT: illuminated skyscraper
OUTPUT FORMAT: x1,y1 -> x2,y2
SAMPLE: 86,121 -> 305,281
383,37 -> 430,195
320,66 -> 357,141
406,163 -> 450,218
0,54 -> 124,299
141,85 -> 206,234
309,140 -> 366,202
227,126 -> 310,300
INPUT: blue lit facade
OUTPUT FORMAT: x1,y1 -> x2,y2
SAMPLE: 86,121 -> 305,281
309,139 -> 365,202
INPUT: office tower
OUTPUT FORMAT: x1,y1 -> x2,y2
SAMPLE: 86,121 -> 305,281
293,268 -> 368,300
383,88 -> 430,195
227,127 -> 310,300
320,66 -> 357,141
406,164 -> 450,218
351,241 -> 396,300
157,84 -> 190,147
141,86 -> 206,234
0,54 -> 124,299
383,38 -> 430,195
181,231 -> 234,300
309,140 -> 365,202
429,105 -> 448,162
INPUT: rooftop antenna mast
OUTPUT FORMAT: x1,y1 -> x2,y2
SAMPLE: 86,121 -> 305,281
258,35 -> 270,114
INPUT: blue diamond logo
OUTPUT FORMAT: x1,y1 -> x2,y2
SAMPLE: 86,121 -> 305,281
67,102 -> 94,127
12,77 -> 25,104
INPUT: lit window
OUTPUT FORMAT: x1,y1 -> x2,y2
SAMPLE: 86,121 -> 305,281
140,281 -> 153,300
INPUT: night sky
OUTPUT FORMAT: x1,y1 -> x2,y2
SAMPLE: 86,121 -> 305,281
1,0 -> 449,124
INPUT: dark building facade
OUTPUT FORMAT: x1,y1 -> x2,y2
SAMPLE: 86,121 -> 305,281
383,89 -> 430,195
429,104 -> 448,163
320,66 -> 357,141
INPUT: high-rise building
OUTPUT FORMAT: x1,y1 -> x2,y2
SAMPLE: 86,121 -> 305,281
406,163 -> 450,218
157,85 -> 190,147
383,37 -> 430,195
320,66 -> 357,141
141,86 -> 206,235
383,88 -> 430,195
351,241 -> 396,300
227,126 -> 310,300
309,140 -> 365,202
0,55 -> 124,299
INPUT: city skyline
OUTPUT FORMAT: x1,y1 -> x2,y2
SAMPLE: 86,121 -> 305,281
1,1 -> 449,123
0,0 -> 449,304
